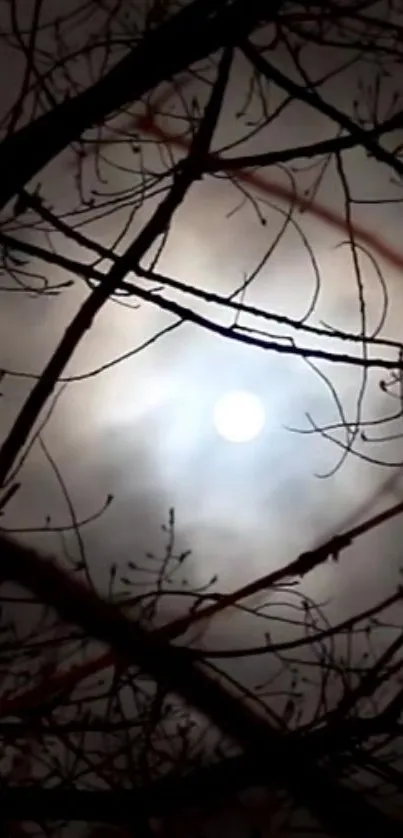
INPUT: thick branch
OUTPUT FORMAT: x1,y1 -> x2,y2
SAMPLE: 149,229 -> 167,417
0,49 -> 231,487
1,711 -> 402,825
0,533 -> 402,838
0,755 -> 265,824
0,0 -> 280,211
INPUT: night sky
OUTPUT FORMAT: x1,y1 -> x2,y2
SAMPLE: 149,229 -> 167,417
1,0 -> 403,736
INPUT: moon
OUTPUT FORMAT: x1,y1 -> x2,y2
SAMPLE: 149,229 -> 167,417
213,390 -> 265,443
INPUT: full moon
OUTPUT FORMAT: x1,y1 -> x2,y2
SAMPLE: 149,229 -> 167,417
213,390 -> 265,443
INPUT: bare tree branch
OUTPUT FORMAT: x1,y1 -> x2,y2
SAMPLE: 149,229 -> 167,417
0,532 -> 402,838
0,0 -> 282,211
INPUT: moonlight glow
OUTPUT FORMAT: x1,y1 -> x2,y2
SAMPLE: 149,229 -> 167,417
213,390 -> 265,443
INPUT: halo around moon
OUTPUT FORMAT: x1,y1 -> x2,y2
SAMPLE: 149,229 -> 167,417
213,390 -> 265,443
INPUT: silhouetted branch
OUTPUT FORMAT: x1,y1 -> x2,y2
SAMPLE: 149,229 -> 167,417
0,46 -> 233,487
0,0 -> 282,211
204,108 -> 403,172
0,533 -> 402,838
240,38 -> 403,179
